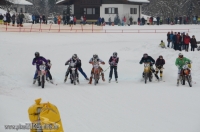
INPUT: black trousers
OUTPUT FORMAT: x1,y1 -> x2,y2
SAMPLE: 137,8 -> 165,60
191,45 -> 195,51
46,70 -> 52,80
185,44 -> 189,51
109,66 -> 118,79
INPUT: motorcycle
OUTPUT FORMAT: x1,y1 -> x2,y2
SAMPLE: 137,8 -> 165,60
179,62 -> 192,87
93,63 -> 100,85
69,62 -> 79,85
38,65 -> 46,88
143,62 -> 153,84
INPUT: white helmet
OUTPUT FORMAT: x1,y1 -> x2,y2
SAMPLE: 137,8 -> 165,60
93,54 -> 98,59
179,53 -> 183,58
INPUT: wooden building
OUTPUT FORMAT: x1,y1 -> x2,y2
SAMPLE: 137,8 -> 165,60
57,0 -> 149,22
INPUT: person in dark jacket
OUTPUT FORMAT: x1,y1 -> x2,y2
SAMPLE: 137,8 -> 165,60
156,16 -> 160,25
32,52 -> 48,84
173,32 -> 177,50
42,14 -> 46,24
45,59 -> 53,82
141,17 -> 145,25
66,14 -> 70,25
179,16 -> 182,24
101,17 -> 105,25
139,53 -> 159,80
183,33 -> 190,52
138,17 -> 140,25
0,13 -> 4,25
155,55 -> 165,80
98,17 -> 101,26
6,11 -> 11,25
176,32 -> 182,51
109,52 -> 119,83
167,17 -> 170,24
167,32 -> 170,47
190,35 -> 197,51
19,13 -> 24,27
175,17 -> 178,24
32,14 -> 35,24
11,14 -> 15,26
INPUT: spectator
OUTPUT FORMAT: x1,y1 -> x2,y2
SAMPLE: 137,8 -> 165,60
129,16 -> 133,25
98,17 -> 101,26
190,35 -> 197,51
16,13 -> 20,27
108,17 -> 111,26
57,15 -> 61,25
11,14 -> 15,26
42,14 -> 46,24
80,16 -> 83,24
147,17 -> 150,25
66,14 -> 70,25
176,32 -> 182,51
123,16 -> 126,26
63,15 -> 66,25
141,17 -> 145,25
54,16 -> 57,24
184,33 -> 190,52
169,31 -> 174,47
195,15 -> 198,24
198,16 -> 200,24
179,16 -> 182,24
167,32 -> 170,47
101,17 -> 105,25
173,32 -> 177,50
175,16 -> 178,24
156,16 -> 160,25
0,13 -> 4,25
137,17 -> 140,25
83,15 -> 86,25
3,14 -> 6,25
160,17 -> 163,25
32,14 -> 35,24
73,16 -> 76,25
6,11 -> 11,25
193,16 -> 196,24
159,40 -> 166,48
167,17 -> 170,24
70,15 -> 73,26
150,16 -> 153,25
19,13 -> 24,27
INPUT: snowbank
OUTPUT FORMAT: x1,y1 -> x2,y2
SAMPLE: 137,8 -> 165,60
8,0 -> 32,5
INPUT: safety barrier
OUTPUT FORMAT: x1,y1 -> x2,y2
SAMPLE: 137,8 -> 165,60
0,24 -> 190,33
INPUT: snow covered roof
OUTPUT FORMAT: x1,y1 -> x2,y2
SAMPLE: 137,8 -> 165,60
128,0 -> 150,3
56,0 -> 66,4
8,0 -> 32,5
0,9 -> 7,15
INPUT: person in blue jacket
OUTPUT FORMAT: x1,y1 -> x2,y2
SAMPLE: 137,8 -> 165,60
32,14 -> 35,24
169,31 -> 174,48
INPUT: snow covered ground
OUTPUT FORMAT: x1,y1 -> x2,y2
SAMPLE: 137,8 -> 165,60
0,25 -> 200,132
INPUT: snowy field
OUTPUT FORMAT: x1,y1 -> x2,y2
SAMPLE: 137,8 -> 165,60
0,25 -> 200,132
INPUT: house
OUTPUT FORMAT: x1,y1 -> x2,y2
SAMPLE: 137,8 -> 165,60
8,0 -> 32,13
56,0 -> 149,22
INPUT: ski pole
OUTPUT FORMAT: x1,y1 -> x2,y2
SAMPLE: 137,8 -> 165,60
103,66 -> 110,73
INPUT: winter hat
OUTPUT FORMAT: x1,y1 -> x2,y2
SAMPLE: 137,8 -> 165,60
161,40 -> 163,42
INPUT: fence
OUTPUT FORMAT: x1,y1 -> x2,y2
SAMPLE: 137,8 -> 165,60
0,24 -> 190,33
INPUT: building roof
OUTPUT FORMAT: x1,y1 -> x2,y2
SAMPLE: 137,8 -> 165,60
8,0 -> 33,5
56,0 -> 66,4
128,0 -> 150,3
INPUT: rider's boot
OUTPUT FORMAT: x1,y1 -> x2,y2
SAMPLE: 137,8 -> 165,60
101,73 -> 105,81
64,76 -> 68,83
33,79 -> 36,84
109,78 -> 111,83
154,73 -> 159,81
88,77 -> 92,84
115,78 -> 118,83
160,71 -> 163,80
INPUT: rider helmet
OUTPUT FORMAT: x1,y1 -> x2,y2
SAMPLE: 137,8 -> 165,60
143,53 -> 148,58
93,54 -> 98,59
113,52 -> 117,57
179,53 -> 183,59
35,52 -> 40,58
72,54 -> 77,60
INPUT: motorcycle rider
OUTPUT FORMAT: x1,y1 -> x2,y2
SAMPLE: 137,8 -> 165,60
109,52 -> 119,83
32,52 -> 48,84
75,54 -> 89,80
64,54 -> 80,83
175,53 -> 192,85
89,54 -> 105,84
46,59 -> 53,83
155,55 -> 165,80
139,53 -> 159,80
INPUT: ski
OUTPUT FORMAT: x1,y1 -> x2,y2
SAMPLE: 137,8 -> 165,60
47,80 -> 57,85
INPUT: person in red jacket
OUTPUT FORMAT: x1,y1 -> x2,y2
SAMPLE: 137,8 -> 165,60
184,33 -> 190,52
73,16 -> 77,25
176,32 -> 182,51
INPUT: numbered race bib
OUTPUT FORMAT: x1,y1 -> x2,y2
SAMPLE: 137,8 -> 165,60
94,64 -> 99,68
39,65 -> 46,71
70,63 -> 75,67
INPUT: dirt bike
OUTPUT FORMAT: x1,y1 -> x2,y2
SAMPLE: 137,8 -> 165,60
179,63 -> 192,87
69,62 -> 79,85
143,62 -> 153,84
93,63 -> 100,85
38,65 -> 46,88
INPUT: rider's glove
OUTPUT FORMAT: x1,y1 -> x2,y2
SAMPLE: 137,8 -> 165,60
139,62 -> 142,64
